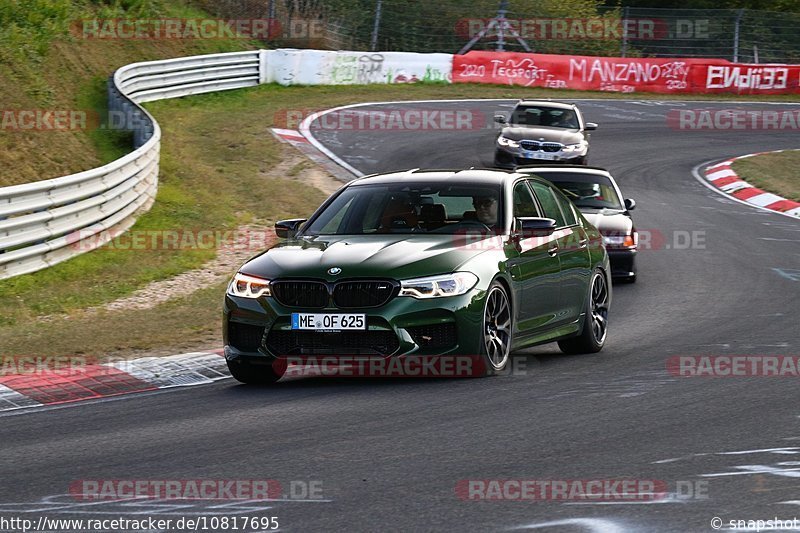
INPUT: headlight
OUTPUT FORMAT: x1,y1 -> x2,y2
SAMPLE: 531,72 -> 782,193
399,272 -> 479,299
561,143 -> 585,153
497,136 -> 520,148
228,272 -> 271,298
602,231 -> 637,250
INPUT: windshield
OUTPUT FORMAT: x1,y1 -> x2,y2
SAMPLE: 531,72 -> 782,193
532,172 -> 623,210
509,106 -> 579,129
303,182 -> 505,235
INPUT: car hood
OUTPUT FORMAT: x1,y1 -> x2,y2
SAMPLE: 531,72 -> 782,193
240,234 -> 493,281
580,209 -> 633,234
501,126 -> 584,144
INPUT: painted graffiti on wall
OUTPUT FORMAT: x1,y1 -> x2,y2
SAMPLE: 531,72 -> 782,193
267,50 -> 453,86
330,54 -> 386,84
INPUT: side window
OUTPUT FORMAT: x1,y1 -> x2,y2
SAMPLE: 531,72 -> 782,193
512,181 -> 540,217
528,180 -> 567,227
553,189 -> 578,226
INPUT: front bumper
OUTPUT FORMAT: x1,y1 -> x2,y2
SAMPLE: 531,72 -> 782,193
607,248 -> 637,279
223,288 -> 487,364
494,146 -> 586,168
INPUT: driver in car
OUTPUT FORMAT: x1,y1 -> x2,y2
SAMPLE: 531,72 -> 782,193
472,194 -> 499,226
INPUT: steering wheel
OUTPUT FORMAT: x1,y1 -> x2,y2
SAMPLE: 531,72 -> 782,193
454,219 -> 493,232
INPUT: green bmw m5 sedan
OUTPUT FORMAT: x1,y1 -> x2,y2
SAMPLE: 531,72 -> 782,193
224,168 -> 611,384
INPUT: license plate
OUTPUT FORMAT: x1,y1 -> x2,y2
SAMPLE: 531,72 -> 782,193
291,313 -> 366,331
522,151 -> 555,160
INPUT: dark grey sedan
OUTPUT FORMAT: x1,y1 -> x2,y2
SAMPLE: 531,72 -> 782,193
516,165 -> 638,282
494,100 -> 597,168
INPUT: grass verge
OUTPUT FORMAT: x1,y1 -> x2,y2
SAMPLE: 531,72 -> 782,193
731,150 -> 800,203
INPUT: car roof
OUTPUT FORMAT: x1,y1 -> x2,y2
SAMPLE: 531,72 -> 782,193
514,165 -> 615,180
515,100 -> 577,110
350,168 -> 530,186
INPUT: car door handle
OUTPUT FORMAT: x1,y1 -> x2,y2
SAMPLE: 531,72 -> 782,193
578,238 -> 588,249
547,246 -> 558,257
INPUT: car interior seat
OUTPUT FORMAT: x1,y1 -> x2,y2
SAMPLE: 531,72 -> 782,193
420,203 -> 447,230
380,198 -> 419,231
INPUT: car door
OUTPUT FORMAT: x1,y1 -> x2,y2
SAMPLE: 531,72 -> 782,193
528,179 -> 592,326
506,180 -> 562,335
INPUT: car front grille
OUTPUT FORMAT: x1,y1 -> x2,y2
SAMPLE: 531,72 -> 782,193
271,280 -> 328,308
333,280 -> 398,308
407,323 -> 458,349
520,140 -> 564,152
265,329 -> 400,356
227,322 -> 266,352
271,279 -> 398,309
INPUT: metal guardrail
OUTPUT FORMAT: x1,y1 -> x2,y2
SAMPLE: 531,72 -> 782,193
0,50 -> 262,280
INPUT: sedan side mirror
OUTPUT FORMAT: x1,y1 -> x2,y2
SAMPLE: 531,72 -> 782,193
515,217 -> 557,237
275,218 -> 307,238
494,114 -> 507,124
624,198 -> 636,211
584,122 -> 598,131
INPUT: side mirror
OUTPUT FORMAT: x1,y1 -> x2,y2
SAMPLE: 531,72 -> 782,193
584,122 -> 598,131
494,114 -> 507,124
624,198 -> 636,211
275,218 -> 307,238
515,217 -> 557,237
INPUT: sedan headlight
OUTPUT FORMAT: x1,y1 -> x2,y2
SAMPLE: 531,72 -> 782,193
561,142 -> 585,153
602,231 -> 638,250
399,272 -> 479,299
497,136 -> 520,148
228,272 -> 271,298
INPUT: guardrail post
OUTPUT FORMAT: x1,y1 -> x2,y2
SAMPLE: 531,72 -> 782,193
259,49 -> 270,84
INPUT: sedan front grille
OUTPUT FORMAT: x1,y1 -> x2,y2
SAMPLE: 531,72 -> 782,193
520,140 -> 564,153
333,280 -> 398,308
270,279 -> 398,309
265,330 -> 400,356
271,280 -> 328,308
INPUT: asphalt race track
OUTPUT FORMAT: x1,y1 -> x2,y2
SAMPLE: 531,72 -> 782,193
2,99 -> 800,532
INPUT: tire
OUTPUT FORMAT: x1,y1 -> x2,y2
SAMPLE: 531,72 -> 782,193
558,269 -> 609,354
477,281 -> 513,376
227,358 -> 284,385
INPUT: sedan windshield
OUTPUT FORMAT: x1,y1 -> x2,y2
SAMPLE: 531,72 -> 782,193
509,106 -> 579,129
303,182 -> 505,235
533,172 -> 623,210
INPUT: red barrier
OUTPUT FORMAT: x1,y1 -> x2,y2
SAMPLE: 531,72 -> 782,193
452,51 -> 800,95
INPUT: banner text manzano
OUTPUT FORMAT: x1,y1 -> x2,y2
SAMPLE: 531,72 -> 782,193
452,51 -> 800,95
